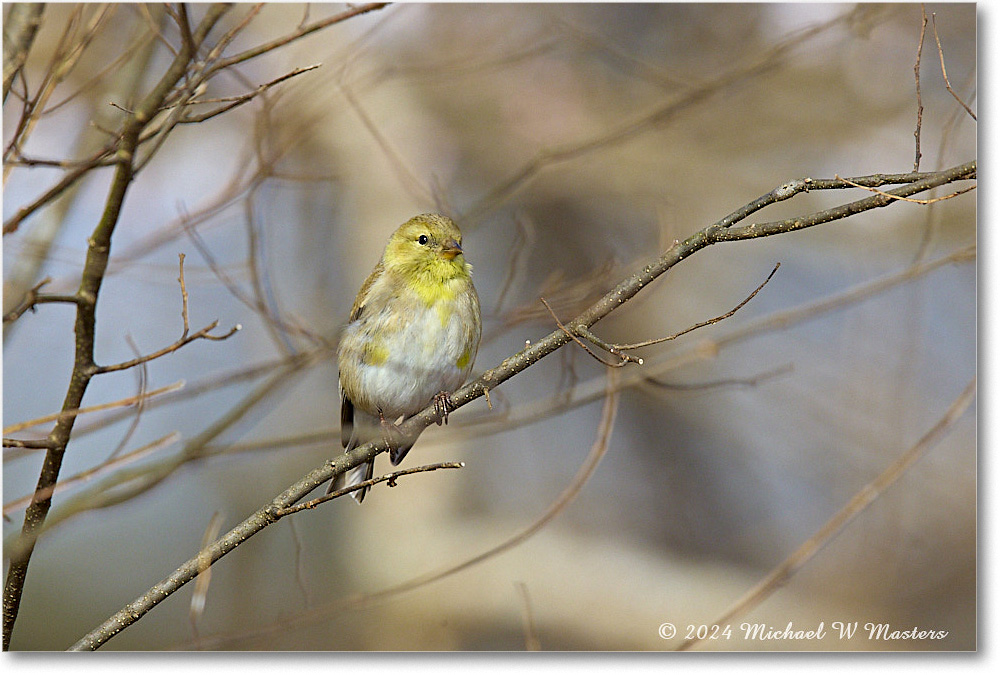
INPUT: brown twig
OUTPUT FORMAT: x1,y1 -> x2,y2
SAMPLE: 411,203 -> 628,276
643,363 -> 794,394
7,362 -> 306,563
189,511 -> 225,642
105,334 -> 149,461
205,3 -> 390,75
835,174 -> 975,205
3,381 -> 185,435
175,64 -> 321,125
515,582 -> 542,651
92,254 -> 241,374
931,13 -> 976,121
581,262 -> 780,356
2,3 -> 45,103
460,8 -> 860,222
912,5 -> 928,172
3,277 -> 63,323
273,462 -> 467,517
540,297 -> 637,367
2,433 -> 181,517
3,438 -> 55,451
676,377 -> 976,651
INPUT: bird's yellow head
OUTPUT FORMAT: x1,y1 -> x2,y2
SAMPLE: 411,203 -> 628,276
382,213 -> 472,283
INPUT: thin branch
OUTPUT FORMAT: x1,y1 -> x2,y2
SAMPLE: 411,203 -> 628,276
189,511 -> 225,642
676,377 -> 976,651
178,209 -> 322,345
714,162 -> 975,241
175,64 -> 321,124
3,278 -> 65,324
6,362 -> 305,560
206,3 -> 389,74
3,158 -> 114,235
69,348 -> 329,441
931,13 -> 976,120
135,3 -> 178,57
580,262 -> 780,355
105,334 -> 149,460
835,175 -> 976,205
2,381 -> 185,435
92,254 -> 241,374
203,4 -> 265,66
2,3 -> 45,103
273,462 -> 467,516
2,433 -> 181,517
515,582 -> 542,651
460,7 -> 860,222
642,363 -> 794,394
912,5 -> 928,171
2,439 -> 55,450
540,297 -> 636,368
456,245 -> 972,441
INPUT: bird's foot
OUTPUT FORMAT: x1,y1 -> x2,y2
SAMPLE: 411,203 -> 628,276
432,391 -> 456,426
377,409 -> 405,451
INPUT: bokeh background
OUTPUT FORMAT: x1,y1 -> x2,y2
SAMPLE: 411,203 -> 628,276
2,3 -> 976,650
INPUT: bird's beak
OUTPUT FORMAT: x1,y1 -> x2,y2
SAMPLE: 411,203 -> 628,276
440,238 -> 463,260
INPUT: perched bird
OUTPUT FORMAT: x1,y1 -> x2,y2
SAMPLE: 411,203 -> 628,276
331,213 -> 481,503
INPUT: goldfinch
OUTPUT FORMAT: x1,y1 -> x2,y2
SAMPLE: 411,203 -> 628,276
331,213 -> 481,503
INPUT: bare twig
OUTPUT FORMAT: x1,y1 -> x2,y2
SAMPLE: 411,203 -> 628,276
105,334 -> 150,460
3,277 -> 67,323
92,254 -> 241,374
643,363 -> 794,394
175,64 -> 321,124
3,381 -> 185,435
835,174 -> 975,205
580,262 -> 781,356
3,5 -> 116,181
931,13 -> 976,121
205,3 -> 390,74
3,438 -> 55,450
541,297 -> 637,368
190,511 -> 225,641
515,582 -> 542,651
3,158 -> 115,235
7,362 -> 306,561
273,462 -> 467,516
676,377 -> 976,651
3,433 -> 181,517
461,8 -> 862,222
912,5 -> 928,171
2,3 -> 45,103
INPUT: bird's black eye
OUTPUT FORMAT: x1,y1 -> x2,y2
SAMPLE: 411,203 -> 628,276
417,234 -> 429,245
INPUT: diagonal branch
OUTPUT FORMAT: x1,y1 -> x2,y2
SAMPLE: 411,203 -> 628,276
2,3 -> 46,103
676,377 -> 976,651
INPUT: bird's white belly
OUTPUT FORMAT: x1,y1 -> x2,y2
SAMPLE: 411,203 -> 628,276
343,302 -> 472,418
